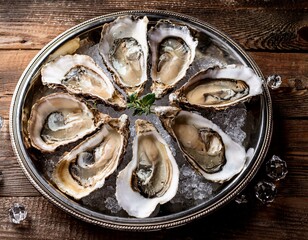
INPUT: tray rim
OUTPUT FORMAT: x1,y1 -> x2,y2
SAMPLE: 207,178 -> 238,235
9,9 -> 273,231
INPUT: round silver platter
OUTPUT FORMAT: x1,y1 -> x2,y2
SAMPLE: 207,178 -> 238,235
9,10 -> 272,231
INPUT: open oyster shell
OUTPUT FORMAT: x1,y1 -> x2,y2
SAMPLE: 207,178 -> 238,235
116,119 -> 179,218
155,106 -> 247,183
52,114 -> 129,199
170,64 -> 263,110
27,93 -> 102,153
41,54 -> 126,109
148,20 -> 198,98
99,16 -> 148,96
47,37 -> 80,62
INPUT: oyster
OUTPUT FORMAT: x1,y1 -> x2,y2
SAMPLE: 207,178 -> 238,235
148,20 -> 198,98
170,65 -> 263,109
99,16 -> 148,95
41,54 -> 126,109
28,93 -> 100,152
116,119 -> 179,218
53,114 -> 129,199
47,37 -> 80,62
155,106 -> 247,183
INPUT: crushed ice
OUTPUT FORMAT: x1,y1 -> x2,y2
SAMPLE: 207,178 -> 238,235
105,197 -> 122,213
171,164 -> 214,205
207,104 -> 247,144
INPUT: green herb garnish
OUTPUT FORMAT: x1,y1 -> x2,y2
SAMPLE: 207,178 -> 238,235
127,93 -> 156,116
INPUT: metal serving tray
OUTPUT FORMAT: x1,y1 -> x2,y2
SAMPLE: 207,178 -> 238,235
9,10 -> 272,231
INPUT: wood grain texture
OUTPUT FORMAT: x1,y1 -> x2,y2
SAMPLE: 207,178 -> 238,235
0,0 -> 307,238
0,0 -> 307,51
0,196 -> 307,239
251,52 -> 308,118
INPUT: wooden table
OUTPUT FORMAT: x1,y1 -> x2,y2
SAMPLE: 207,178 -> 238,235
0,0 -> 307,239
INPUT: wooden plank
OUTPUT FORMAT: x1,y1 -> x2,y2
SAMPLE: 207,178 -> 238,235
250,52 -> 307,82
1,0 -> 307,11
272,119 -> 308,156
0,196 -> 307,239
0,1 -> 307,51
250,52 -> 308,118
0,122 -> 40,196
0,50 -> 38,110
0,51 -> 42,197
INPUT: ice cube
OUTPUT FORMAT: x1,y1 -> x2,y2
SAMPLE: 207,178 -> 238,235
9,203 -> 27,224
267,75 -> 282,90
255,181 -> 277,204
266,155 -> 288,181
104,197 -> 122,213
235,194 -> 248,204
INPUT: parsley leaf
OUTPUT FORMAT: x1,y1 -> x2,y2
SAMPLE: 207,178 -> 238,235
127,93 -> 156,116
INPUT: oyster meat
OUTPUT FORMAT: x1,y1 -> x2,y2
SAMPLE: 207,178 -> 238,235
53,114 -> 129,199
170,64 -> 263,109
99,16 -> 148,95
27,93 -> 101,152
155,106 -> 247,183
148,20 -> 198,98
41,54 -> 126,109
116,119 -> 179,218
